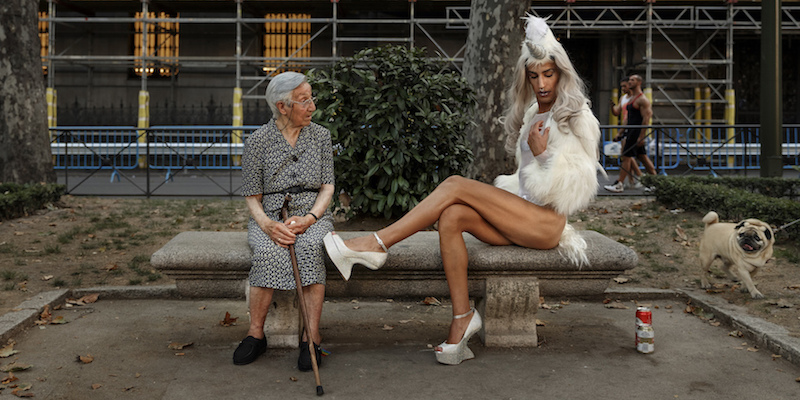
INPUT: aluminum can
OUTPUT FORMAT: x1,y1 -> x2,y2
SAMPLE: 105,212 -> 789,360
636,306 -> 652,326
635,324 -> 655,354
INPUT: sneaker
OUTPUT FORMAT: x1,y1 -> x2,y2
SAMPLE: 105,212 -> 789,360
604,181 -> 624,193
643,186 -> 655,194
633,180 -> 644,189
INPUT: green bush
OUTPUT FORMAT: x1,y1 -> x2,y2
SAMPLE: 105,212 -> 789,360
0,183 -> 65,220
308,45 -> 476,218
641,175 -> 800,239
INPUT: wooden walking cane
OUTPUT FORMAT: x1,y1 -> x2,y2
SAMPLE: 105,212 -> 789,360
282,195 -> 324,396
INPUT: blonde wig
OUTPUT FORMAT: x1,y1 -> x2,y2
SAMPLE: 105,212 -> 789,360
503,15 -> 591,155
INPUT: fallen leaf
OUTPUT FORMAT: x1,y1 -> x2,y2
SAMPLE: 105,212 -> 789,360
41,275 -> 53,281
78,354 -> 94,364
422,297 -> 441,306
91,383 -> 102,390
290,376 -> 298,382
198,306 -> 207,310
104,263 -> 118,271
613,277 -> 629,284
220,312 -> 237,327
382,324 -> 394,331
535,319 -> 546,326
174,353 -> 185,356
168,342 -> 193,350
771,354 -> 782,360
675,225 -> 688,242
0,344 -> 18,358
11,382 -> 33,397
747,347 -> 759,352
78,293 -> 99,304
1,363 -> 32,372
787,284 -> 800,290
39,305 -> 51,321
1,372 -> 17,384
709,321 -> 721,327
729,330 -> 743,337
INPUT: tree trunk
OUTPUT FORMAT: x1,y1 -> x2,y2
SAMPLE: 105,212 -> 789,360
0,0 -> 55,184
462,0 -> 528,183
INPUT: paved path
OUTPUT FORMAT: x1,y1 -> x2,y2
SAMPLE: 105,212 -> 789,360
1,288 -> 799,399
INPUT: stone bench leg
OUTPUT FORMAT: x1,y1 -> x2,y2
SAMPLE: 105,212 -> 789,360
477,276 -> 539,347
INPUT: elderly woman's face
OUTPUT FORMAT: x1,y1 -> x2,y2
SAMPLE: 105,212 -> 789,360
282,82 -> 316,127
527,61 -> 559,113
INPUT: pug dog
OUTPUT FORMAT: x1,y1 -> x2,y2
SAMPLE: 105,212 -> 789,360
698,211 -> 774,299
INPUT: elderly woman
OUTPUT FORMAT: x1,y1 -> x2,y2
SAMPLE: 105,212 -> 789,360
234,72 -> 335,370
324,15 -> 603,365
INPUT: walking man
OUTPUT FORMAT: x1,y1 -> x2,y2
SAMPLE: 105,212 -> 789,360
605,74 -> 656,193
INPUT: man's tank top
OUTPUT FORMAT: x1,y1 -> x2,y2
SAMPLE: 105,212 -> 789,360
626,93 -> 644,127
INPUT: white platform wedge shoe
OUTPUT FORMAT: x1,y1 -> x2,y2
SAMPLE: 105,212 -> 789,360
323,232 -> 388,281
434,308 -> 482,365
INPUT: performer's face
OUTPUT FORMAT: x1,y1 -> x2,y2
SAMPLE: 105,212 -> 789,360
527,61 -> 559,112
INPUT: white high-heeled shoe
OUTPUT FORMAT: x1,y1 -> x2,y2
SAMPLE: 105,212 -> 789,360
435,308 -> 482,365
323,232 -> 387,281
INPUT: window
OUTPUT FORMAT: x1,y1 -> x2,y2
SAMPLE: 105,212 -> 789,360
263,13 -> 311,74
134,12 -> 179,77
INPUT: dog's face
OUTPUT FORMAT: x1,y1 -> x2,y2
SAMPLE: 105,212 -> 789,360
734,219 -> 774,255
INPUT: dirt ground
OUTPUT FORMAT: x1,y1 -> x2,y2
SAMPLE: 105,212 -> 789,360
0,195 -> 798,337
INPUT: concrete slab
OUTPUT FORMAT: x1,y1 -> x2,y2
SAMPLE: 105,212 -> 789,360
2,292 -> 799,399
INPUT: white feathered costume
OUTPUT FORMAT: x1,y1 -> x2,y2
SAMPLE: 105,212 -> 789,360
494,15 -> 605,266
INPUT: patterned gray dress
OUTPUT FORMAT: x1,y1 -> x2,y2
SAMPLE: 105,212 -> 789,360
241,120 -> 334,289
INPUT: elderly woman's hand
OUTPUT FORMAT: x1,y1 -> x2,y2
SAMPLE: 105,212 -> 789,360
259,219 -> 297,248
285,215 -> 315,235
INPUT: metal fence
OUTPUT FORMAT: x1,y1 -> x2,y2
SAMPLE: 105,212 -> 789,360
51,124 -> 800,197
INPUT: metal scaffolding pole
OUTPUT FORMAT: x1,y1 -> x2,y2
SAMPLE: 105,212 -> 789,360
760,0 -> 783,177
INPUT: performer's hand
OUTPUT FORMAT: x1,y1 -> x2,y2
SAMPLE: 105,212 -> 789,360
527,120 -> 550,157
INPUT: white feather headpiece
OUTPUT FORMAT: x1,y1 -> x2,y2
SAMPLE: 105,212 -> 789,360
522,14 -> 558,61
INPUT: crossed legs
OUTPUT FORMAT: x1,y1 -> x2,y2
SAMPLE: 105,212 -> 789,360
340,175 -> 566,344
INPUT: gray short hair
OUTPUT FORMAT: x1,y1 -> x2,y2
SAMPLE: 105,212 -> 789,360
265,72 -> 307,117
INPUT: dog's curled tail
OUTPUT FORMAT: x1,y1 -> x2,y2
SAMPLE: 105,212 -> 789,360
702,211 -> 719,227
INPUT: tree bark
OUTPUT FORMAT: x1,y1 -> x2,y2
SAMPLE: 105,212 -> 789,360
0,0 -> 55,184
463,0 -> 528,183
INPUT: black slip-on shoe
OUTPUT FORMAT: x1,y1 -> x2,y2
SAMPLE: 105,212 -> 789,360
233,335 -> 267,365
297,341 -> 322,371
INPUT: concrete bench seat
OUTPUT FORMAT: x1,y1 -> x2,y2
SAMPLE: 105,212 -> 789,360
152,230 -> 637,348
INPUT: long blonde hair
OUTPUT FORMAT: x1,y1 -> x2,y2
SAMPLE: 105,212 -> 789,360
503,42 -> 590,155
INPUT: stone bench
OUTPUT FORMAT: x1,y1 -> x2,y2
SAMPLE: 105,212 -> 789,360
151,230 -> 637,348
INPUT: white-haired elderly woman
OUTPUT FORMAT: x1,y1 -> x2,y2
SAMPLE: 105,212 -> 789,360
323,15 -> 603,365
235,71 -> 334,370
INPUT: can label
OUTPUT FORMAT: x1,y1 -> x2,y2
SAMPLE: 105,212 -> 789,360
636,324 -> 655,354
636,306 -> 652,326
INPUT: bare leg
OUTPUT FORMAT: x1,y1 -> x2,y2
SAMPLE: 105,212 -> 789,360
247,286 -> 275,339
436,203 -> 518,346
637,154 -> 657,175
300,283 -> 325,344
616,138 -> 632,184
343,176 -> 565,252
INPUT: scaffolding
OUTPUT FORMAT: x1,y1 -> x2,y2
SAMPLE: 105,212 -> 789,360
40,1 -> 800,126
